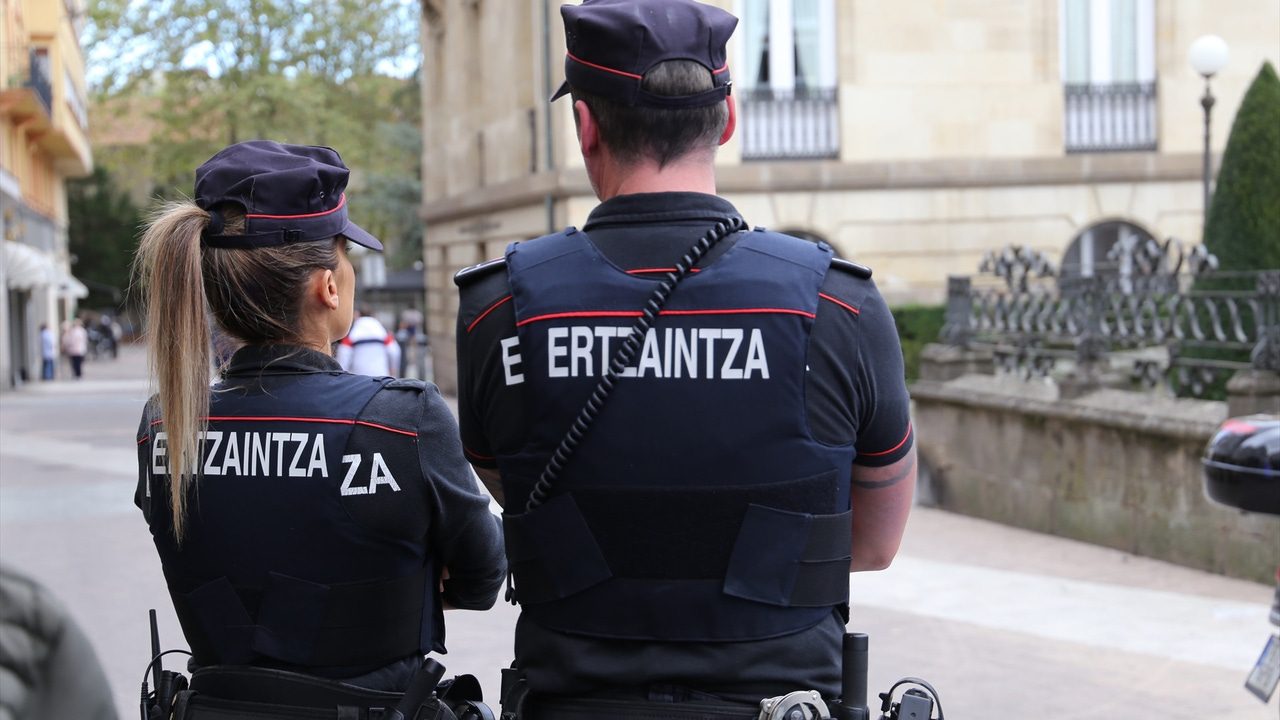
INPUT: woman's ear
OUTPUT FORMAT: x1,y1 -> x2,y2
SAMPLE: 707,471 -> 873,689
316,268 -> 340,311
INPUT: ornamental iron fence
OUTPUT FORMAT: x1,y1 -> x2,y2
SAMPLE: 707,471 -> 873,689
939,237 -> 1280,397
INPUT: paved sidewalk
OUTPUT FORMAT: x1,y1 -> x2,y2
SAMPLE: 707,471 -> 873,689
11,340 -> 151,395
1,341 -> 1275,717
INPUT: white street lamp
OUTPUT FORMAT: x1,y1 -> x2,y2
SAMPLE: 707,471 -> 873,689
1189,35 -> 1229,222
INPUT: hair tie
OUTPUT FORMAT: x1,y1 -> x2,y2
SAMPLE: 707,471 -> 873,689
205,209 -> 225,238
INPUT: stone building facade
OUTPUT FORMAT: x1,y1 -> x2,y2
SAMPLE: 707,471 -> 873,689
0,0 -> 93,388
420,0 -> 1279,393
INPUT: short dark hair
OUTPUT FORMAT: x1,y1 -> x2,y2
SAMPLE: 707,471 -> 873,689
573,60 -> 729,168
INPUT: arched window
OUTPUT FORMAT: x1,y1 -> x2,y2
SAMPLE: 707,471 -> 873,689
1060,219 -> 1155,279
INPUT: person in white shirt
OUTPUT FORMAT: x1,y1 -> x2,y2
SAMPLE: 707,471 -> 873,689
336,309 -> 401,377
40,324 -> 57,380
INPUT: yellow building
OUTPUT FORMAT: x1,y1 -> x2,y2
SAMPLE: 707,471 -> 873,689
420,0 -> 1279,393
0,0 -> 93,388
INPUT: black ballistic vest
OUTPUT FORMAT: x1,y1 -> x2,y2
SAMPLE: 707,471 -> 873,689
499,227 -> 856,642
139,367 -> 440,676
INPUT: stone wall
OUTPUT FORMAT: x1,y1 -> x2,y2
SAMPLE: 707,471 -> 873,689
911,367 -> 1279,584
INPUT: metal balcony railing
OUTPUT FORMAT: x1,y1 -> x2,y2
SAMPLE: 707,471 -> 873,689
1063,81 -> 1158,153
28,49 -> 53,115
739,86 -> 840,161
4,46 -> 53,115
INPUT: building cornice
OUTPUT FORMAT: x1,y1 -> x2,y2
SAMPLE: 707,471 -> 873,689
716,152 -> 1204,192
420,170 -> 591,224
420,152 -> 1205,224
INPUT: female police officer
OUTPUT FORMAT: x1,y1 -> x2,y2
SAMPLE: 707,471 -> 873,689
133,141 -> 505,714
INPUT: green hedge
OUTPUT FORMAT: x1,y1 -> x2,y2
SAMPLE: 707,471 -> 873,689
892,305 -> 946,383
1185,61 -> 1279,398
1204,61 -> 1280,269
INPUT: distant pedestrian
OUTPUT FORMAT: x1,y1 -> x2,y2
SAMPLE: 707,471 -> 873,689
62,319 -> 88,379
400,307 -> 423,337
39,323 -> 56,380
98,314 -> 119,359
336,308 -> 401,377
394,319 -> 413,377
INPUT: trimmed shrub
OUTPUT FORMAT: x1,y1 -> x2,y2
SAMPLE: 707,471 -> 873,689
892,305 -> 946,383
1203,61 -> 1280,269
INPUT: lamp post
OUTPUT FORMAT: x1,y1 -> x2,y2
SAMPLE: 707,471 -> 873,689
1189,35 -> 1229,223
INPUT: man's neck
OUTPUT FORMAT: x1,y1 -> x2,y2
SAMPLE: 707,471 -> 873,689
594,153 -> 718,201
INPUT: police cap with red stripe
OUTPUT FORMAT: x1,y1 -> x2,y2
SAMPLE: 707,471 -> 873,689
550,0 -> 737,108
195,140 -> 382,251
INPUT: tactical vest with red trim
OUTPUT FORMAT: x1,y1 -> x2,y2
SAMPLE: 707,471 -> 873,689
139,369 -> 440,676
499,227 -> 856,642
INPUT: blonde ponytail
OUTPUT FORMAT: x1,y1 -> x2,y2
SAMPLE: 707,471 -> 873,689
133,201 -> 212,541
133,200 -> 342,541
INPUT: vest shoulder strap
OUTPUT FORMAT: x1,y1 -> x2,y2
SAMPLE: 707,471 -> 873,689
749,226 -> 873,279
505,227 -> 583,271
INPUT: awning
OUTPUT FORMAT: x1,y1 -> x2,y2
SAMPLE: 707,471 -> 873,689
2,240 -> 89,297
54,268 -> 89,299
2,240 -> 56,289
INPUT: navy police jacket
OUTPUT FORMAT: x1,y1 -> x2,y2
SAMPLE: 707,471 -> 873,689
136,345 -> 504,679
497,227 -> 856,642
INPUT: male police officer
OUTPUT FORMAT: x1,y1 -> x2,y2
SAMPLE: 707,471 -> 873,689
455,1 -> 915,717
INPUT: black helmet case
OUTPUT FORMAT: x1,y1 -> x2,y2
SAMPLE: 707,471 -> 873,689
1202,415 -> 1280,515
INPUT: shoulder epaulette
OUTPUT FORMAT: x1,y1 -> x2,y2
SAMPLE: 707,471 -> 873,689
384,378 -> 427,391
830,257 -> 873,280
453,257 -> 507,287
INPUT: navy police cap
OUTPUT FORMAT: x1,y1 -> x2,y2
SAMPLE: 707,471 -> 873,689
195,140 -> 382,251
550,0 -> 737,108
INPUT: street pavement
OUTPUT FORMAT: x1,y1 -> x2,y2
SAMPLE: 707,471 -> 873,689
0,342 -> 1276,718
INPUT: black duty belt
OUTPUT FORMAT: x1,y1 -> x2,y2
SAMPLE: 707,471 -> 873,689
176,666 -> 454,720
527,696 -> 757,720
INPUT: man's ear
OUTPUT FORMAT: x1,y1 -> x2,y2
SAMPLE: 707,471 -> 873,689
575,99 -> 599,157
719,94 -> 736,146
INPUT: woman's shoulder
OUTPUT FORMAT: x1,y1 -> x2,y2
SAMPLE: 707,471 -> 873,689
360,378 -> 445,429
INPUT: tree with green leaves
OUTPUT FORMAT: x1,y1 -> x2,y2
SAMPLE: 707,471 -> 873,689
85,0 -> 423,265
67,165 -> 143,314
1203,61 -> 1280,270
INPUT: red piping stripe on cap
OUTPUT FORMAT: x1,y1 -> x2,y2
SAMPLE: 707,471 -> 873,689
567,53 -> 729,80
245,193 -> 347,220
566,51 -> 643,80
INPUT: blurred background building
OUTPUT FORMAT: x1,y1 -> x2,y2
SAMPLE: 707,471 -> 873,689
0,0 -> 93,389
418,0 -> 1279,393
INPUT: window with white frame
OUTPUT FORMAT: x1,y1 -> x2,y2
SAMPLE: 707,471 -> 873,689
735,0 -> 839,159
63,69 -> 88,130
1060,0 -> 1158,152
